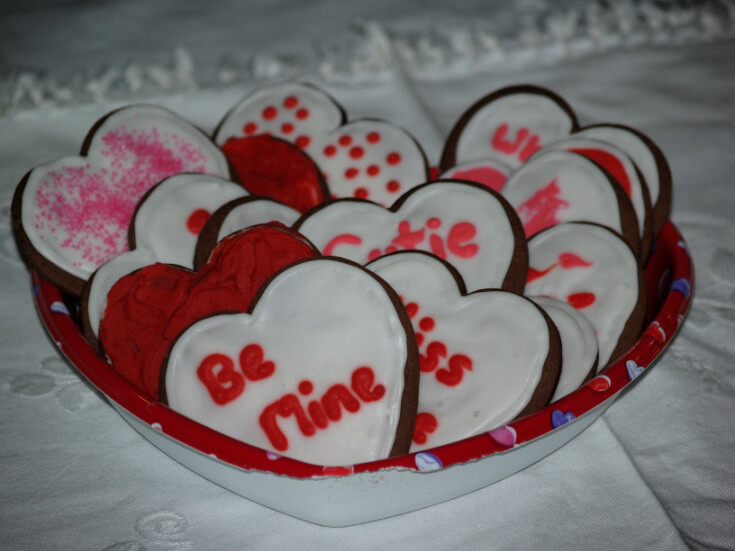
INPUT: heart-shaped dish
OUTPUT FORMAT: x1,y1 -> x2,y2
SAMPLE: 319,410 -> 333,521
32,220 -> 692,527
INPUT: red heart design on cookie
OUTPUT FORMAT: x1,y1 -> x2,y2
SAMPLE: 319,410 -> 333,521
295,180 -> 528,293
99,223 -> 319,399
163,258 -> 419,466
12,105 -> 231,295
214,82 -> 430,206
367,251 -> 560,452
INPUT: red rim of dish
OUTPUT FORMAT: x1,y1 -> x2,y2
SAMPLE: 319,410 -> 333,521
32,220 -> 693,478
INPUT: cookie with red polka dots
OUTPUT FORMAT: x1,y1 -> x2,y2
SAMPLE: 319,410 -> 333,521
214,81 -> 430,206
367,250 -> 561,451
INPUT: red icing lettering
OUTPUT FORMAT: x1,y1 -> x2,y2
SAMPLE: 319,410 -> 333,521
351,366 -> 386,402
519,134 -> 541,162
516,178 -> 570,237
558,252 -> 593,268
451,166 -> 507,192
429,233 -> 447,258
324,233 -> 363,256
567,292 -> 596,309
435,354 -> 473,386
413,412 -> 438,445
259,394 -> 316,451
527,265 -> 554,283
322,384 -> 361,421
391,220 -> 425,249
186,208 -> 211,235
491,124 -> 529,154
447,222 -> 478,258
420,341 -> 447,373
239,344 -> 275,381
259,367 -> 386,451
196,353 -> 245,405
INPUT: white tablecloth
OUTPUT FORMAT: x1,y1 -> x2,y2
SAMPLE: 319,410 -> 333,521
1,2 -> 734,549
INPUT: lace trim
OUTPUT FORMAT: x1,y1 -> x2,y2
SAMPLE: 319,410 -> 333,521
2,0 -> 733,115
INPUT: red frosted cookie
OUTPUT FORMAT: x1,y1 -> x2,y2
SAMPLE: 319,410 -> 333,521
500,149 -> 641,257
367,251 -> 561,451
574,124 -> 672,239
540,136 -> 654,260
218,134 -> 329,213
525,222 -> 646,369
193,196 -> 300,270
11,105 -> 231,296
439,84 -> 579,172
162,257 -> 419,466
294,180 -> 528,293
214,81 -> 430,206
98,223 -> 319,399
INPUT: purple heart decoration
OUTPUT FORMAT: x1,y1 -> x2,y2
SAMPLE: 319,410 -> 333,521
626,359 -> 644,380
50,301 -> 70,315
551,409 -> 575,428
671,277 -> 691,298
415,452 -> 443,471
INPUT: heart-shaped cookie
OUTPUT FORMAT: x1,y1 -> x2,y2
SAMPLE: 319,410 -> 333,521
163,257 -> 419,466
98,223 -> 319,398
12,105 -> 231,296
214,81 -> 430,206
82,173 -> 250,344
218,134 -> 329,213
525,222 -> 645,369
439,84 -> 579,171
294,180 -> 528,293
367,251 -> 560,451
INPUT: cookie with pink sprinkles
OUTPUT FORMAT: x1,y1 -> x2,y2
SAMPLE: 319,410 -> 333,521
11,104 -> 232,296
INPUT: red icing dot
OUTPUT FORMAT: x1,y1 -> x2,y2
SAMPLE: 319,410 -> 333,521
339,135 -> 353,147
295,135 -> 311,148
350,146 -> 365,159
567,292 -> 596,309
282,123 -> 294,134
405,302 -> 419,318
419,316 -> 435,331
262,106 -> 278,120
354,187 -> 369,199
244,122 -> 258,135
367,132 -> 381,144
186,209 -> 211,235
345,167 -> 359,179
298,380 -> 314,395
296,108 -> 309,120
427,217 -> 441,229
367,165 -> 380,177
284,96 -> 299,109
386,180 -> 401,193
387,152 -> 402,165
416,333 -> 424,347
324,145 -> 337,157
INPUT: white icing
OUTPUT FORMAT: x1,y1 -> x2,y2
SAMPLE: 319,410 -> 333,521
540,136 -> 650,239
525,222 -> 640,368
216,198 -> 300,242
530,296 -> 599,401
501,149 -> 628,238
453,90 -> 576,169
438,158 -> 513,193
133,174 -> 248,267
21,105 -> 231,282
86,247 -> 156,338
164,258 -> 409,466
367,251 -> 551,451
575,125 -> 662,208
295,180 -> 521,292
214,81 -> 428,205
